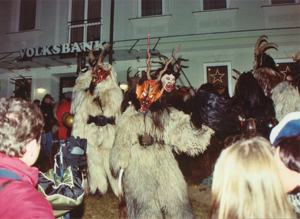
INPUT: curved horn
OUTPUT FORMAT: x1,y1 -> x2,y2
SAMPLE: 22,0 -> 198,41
98,44 -> 111,65
146,35 -> 152,80
255,35 -> 268,56
88,45 -> 102,62
259,43 -> 278,54
233,69 -> 242,76
127,67 -> 132,82
292,52 -> 300,61
156,44 -> 182,81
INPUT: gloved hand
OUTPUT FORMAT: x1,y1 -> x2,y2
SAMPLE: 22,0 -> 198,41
62,136 -> 87,167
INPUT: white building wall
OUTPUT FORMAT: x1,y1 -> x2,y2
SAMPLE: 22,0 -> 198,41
0,0 -> 299,101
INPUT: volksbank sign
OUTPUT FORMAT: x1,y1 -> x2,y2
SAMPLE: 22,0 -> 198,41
19,41 -> 105,59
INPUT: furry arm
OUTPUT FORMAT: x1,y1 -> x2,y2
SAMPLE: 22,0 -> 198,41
109,107 -> 138,177
165,108 -> 215,156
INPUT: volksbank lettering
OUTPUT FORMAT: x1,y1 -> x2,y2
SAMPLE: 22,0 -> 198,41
19,41 -> 104,58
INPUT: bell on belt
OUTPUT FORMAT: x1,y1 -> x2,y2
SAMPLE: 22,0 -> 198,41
62,112 -> 74,128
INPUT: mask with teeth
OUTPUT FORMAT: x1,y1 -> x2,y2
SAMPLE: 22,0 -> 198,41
161,74 -> 175,92
136,80 -> 164,112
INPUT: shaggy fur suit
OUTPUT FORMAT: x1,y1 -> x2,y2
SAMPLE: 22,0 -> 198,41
109,105 -> 214,218
71,65 -> 123,196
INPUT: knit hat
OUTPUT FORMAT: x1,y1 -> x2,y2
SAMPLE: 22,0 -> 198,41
269,111 -> 300,146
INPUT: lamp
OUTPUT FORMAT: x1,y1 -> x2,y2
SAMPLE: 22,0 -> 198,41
37,86 -> 45,93
119,83 -> 128,91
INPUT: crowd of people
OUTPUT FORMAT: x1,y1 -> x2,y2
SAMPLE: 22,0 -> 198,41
1,97 -> 300,219
0,38 -> 299,218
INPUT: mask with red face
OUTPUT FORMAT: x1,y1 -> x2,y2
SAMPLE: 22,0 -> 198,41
92,66 -> 111,86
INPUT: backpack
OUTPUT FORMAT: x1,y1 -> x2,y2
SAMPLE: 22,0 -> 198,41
0,168 -> 23,192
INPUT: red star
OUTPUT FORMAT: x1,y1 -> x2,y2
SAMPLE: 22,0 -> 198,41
210,69 -> 225,83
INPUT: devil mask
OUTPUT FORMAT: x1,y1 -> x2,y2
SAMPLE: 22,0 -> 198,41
92,66 -> 111,86
136,80 -> 164,112
161,74 -> 175,92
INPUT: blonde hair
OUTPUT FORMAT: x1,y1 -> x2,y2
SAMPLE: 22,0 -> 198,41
0,98 -> 44,157
210,136 -> 295,219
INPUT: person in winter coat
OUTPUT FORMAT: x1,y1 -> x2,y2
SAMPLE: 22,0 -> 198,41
0,97 -> 55,219
40,93 -> 55,158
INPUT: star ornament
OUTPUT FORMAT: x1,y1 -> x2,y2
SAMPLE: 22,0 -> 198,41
280,65 -> 291,81
210,69 -> 225,83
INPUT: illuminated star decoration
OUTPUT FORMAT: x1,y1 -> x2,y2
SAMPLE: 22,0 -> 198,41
210,69 -> 225,83
280,65 -> 291,81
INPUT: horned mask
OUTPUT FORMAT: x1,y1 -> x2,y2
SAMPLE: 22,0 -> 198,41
89,44 -> 112,86
136,35 -> 181,112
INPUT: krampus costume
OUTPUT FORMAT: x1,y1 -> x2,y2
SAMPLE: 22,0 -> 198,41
109,37 -> 214,219
271,52 -> 300,122
71,44 -> 123,196
156,55 -> 190,114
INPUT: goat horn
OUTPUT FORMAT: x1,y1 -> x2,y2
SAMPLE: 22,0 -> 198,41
259,43 -> 278,54
156,44 -> 182,81
292,52 -> 300,61
127,67 -> 132,82
255,35 -> 268,56
88,45 -> 102,62
233,69 -> 241,76
98,44 -> 111,65
146,35 -> 152,80
232,76 -> 238,81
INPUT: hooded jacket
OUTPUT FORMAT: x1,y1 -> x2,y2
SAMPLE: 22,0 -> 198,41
0,153 -> 55,219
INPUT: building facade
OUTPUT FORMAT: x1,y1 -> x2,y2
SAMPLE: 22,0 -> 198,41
0,0 -> 299,101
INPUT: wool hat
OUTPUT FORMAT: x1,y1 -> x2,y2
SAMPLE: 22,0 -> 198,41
44,94 -> 53,100
269,111 -> 300,146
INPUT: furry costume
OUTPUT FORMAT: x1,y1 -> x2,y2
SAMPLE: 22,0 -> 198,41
190,71 -> 276,140
109,37 -> 214,218
272,80 -> 300,122
252,35 -> 282,97
71,45 -> 123,196
110,103 -> 214,218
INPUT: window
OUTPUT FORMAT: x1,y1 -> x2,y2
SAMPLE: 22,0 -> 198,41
203,0 -> 226,10
68,0 -> 102,43
19,0 -> 36,31
198,0 -> 231,10
271,0 -> 298,4
141,0 -> 162,16
137,0 -> 167,17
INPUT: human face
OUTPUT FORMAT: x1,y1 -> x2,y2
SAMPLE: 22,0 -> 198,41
161,74 -> 175,92
44,98 -> 52,104
273,147 -> 300,193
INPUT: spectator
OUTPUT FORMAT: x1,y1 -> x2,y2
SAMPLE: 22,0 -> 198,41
40,94 -> 55,159
56,92 -> 72,140
0,97 -> 55,218
33,99 -> 40,106
270,111 -> 300,216
209,136 -> 295,219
